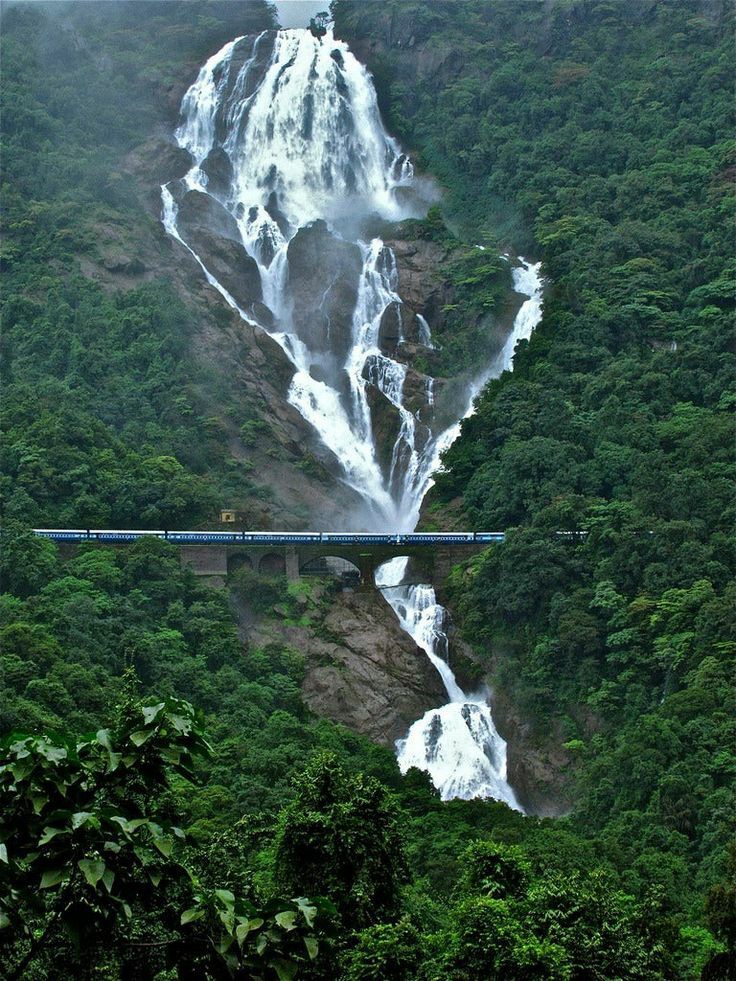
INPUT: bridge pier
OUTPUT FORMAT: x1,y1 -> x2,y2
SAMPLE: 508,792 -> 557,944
356,552 -> 377,589
285,548 -> 300,583
180,545 -> 228,580
433,548 -> 460,586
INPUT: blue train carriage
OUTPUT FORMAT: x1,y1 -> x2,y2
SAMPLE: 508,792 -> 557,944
33,528 -> 89,541
165,530 -> 241,543
474,532 -> 506,543
90,529 -> 167,542
246,532 -> 322,544
320,533 -> 399,545
400,532 -> 475,544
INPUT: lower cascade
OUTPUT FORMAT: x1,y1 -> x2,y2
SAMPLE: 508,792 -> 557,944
377,561 -> 523,810
162,24 -> 544,805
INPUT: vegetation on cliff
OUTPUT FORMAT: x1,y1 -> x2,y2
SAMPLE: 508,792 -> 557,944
1,0 -> 734,976
334,0 -> 735,953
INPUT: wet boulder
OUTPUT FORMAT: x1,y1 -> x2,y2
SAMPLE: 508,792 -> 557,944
365,385 -> 402,483
176,190 -> 262,309
286,220 -> 362,362
127,138 -> 193,186
378,300 -> 403,351
177,189 -> 240,241
200,147 -> 233,198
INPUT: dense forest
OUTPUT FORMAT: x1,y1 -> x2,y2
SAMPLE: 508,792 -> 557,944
2,1 -> 735,978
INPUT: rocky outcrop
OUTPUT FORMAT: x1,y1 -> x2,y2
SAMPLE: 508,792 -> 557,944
382,237 -> 453,356
130,137 -> 193,188
248,589 -> 447,746
200,147 -> 234,198
286,220 -> 363,368
489,686 -> 574,818
364,385 -> 402,481
175,189 -> 263,312
377,300 -> 402,351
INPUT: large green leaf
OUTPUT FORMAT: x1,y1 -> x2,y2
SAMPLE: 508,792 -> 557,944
39,825 -> 66,845
129,730 -> 153,747
274,909 -> 297,931
180,906 -> 204,925
40,868 -> 65,889
78,858 -> 106,888
142,703 -> 165,725
295,897 -> 317,928
235,917 -> 264,945
153,836 -> 173,858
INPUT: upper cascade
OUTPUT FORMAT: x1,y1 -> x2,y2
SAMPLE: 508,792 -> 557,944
163,26 -> 544,807
164,27 -> 445,529
177,29 -> 413,232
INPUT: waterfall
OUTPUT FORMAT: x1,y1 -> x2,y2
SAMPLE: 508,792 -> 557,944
376,558 -> 522,807
162,26 -> 544,806
164,28 -> 439,528
375,261 -> 542,809
416,314 -> 434,348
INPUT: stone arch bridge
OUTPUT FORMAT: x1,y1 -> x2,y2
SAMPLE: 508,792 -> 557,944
31,530 -> 526,589
182,541 -> 472,586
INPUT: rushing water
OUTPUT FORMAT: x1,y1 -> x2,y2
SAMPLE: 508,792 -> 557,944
162,27 -> 543,806
375,260 -> 541,809
376,558 -> 521,807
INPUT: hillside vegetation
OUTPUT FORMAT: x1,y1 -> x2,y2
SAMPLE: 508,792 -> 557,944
1,1 -> 734,978
335,0 -> 736,940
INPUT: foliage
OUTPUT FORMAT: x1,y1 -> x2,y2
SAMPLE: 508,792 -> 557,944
273,754 -> 408,931
334,0 -> 736,939
0,691 -> 323,980
340,919 -> 423,980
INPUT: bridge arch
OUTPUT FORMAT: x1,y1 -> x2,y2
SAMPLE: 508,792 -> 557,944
300,555 -> 361,583
227,553 -> 253,575
258,552 -> 286,575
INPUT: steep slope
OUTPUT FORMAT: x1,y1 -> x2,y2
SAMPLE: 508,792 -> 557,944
0,1 -> 363,529
334,0 -> 736,921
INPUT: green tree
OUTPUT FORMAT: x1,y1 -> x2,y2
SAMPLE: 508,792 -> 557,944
0,691 -> 322,980
273,753 -> 408,930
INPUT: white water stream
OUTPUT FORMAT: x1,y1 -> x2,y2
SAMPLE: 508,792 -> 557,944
162,26 -> 543,806
376,261 -> 541,808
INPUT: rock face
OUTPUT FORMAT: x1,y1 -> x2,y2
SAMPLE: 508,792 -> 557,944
377,300 -> 402,350
489,685 -> 574,818
443,626 -> 575,818
363,384 -> 402,482
175,189 -> 263,312
126,137 -> 193,187
249,589 -> 447,746
200,147 -> 234,198
286,220 -> 363,369
386,238 -> 452,328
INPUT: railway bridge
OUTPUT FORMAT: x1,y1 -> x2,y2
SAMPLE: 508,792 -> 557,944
32,530 -> 509,586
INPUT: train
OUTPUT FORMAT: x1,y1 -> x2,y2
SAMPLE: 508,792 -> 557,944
32,529 -> 507,545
